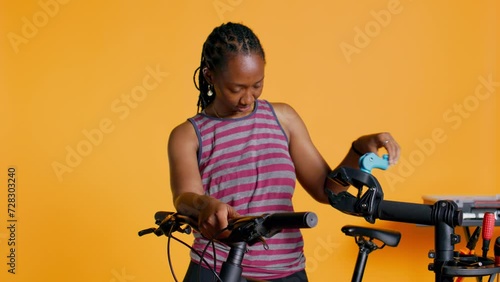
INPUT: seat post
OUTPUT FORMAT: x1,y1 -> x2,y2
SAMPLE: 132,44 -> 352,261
342,225 -> 401,282
352,238 -> 378,282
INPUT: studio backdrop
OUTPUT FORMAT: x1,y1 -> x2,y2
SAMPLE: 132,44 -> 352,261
1,1 -> 498,281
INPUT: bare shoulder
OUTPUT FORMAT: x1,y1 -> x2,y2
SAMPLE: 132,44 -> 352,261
269,102 -> 305,139
168,120 -> 198,152
269,102 -> 300,122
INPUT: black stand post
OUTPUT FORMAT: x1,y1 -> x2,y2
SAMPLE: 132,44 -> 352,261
433,220 -> 456,282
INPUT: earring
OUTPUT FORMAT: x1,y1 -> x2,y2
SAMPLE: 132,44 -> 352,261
207,85 -> 213,97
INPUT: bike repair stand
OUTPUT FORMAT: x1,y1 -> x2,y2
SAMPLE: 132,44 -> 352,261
429,205 -> 500,282
325,153 -> 500,282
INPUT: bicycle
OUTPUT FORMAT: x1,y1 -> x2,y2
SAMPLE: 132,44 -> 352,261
139,210 -> 318,282
139,153 -> 500,282
326,152 -> 500,282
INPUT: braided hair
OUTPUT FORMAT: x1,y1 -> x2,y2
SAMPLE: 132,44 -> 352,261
193,22 -> 266,112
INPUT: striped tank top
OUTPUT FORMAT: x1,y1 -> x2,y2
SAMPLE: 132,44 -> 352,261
187,100 -> 305,280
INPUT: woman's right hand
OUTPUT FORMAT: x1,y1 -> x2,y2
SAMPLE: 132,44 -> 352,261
196,196 -> 240,240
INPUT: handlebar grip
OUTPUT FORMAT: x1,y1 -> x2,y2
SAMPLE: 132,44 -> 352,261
263,212 -> 318,230
377,200 -> 462,227
378,200 -> 434,225
154,211 -> 199,231
154,211 -> 175,225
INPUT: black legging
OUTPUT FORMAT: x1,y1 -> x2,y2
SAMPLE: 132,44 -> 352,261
183,261 -> 308,282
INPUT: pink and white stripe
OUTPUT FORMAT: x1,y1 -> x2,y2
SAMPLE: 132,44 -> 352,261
188,100 -> 305,280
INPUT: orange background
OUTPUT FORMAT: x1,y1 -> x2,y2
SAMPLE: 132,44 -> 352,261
1,1 -> 499,281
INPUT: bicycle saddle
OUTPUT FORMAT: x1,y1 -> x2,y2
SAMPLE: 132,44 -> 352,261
341,225 -> 401,247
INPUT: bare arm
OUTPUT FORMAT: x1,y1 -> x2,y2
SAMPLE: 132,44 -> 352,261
273,103 -> 400,204
168,121 -> 239,238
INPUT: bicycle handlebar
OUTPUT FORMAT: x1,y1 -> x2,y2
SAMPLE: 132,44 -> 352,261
377,200 -> 461,226
139,211 -> 318,246
225,212 -> 318,245
325,154 -> 462,227
138,211 -> 318,282
259,211 -> 318,229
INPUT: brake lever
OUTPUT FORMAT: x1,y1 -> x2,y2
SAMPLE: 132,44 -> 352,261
223,216 -> 268,246
138,212 -> 193,237
138,228 -> 157,237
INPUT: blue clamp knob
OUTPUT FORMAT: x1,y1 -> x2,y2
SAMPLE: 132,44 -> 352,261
359,153 -> 389,174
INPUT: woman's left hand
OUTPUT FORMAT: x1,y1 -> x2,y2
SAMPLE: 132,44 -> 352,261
353,132 -> 401,165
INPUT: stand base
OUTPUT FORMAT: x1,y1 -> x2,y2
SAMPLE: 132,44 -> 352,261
442,264 -> 500,277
